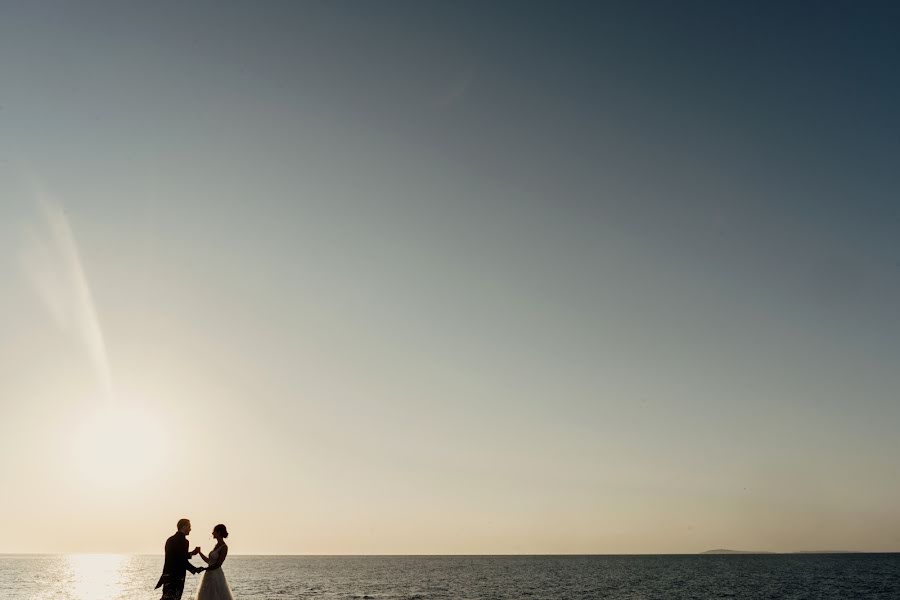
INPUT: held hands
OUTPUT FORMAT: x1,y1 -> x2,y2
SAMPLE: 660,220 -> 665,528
194,546 -> 205,575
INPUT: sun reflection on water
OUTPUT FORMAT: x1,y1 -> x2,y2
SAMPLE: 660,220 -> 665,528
65,554 -> 127,600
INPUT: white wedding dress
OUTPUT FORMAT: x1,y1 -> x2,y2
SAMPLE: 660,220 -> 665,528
195,544 -> 234,600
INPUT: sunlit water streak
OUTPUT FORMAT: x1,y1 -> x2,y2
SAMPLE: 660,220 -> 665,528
1,554 -> 899,599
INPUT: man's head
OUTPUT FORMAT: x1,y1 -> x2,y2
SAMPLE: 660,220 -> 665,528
177,519 -> 191,535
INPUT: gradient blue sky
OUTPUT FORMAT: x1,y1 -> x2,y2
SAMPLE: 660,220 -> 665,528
1,1 -> 899,554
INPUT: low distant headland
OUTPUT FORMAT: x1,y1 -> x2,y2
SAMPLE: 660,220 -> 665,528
702,549 -> 774,555
702,549 -> 860,554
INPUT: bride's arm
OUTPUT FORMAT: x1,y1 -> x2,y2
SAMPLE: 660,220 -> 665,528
197,550 -> 210,564
207,546 -> 228,571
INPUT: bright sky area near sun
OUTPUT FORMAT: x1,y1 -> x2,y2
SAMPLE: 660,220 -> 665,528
1,1 -> 899,555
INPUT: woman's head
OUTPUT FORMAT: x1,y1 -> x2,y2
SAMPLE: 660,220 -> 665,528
212,524 -> 229,540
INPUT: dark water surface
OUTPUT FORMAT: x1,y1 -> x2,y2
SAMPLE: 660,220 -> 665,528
1,554 -> 898,599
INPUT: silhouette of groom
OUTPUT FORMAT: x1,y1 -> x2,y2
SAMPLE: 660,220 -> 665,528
156,518 -> 205,600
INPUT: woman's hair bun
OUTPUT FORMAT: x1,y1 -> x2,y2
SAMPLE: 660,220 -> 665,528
214,523 -> 229,539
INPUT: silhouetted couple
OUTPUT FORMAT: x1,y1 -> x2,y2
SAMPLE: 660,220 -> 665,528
156,518 -> 233,600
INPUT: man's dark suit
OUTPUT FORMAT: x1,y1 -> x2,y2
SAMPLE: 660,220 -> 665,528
155,530 -> 200,600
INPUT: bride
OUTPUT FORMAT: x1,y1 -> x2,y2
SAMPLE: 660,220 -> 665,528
194,524 -> 234,600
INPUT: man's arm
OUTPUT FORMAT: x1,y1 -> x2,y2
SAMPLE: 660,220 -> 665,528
181,538 -> 201,574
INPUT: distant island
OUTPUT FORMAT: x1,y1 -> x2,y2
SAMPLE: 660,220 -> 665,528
702,549 -> 774,555
702,549 -> 860,554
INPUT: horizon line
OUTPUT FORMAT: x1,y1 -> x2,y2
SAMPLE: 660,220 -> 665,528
2,551 -> 898,557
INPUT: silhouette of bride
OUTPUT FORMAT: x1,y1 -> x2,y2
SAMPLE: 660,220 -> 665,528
194,524 -> 234,600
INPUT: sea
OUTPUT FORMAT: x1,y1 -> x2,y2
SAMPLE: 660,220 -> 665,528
1,554 -> 899,599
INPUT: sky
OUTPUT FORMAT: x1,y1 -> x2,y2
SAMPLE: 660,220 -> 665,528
1,0 -> 899,555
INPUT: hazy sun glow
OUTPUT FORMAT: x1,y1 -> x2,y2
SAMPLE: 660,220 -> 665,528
73,405 -> 167,488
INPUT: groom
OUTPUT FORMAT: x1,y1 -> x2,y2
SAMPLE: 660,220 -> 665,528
156,518 -> 205,600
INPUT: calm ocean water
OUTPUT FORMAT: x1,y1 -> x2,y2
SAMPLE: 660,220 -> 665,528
1,554 -> 899,599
